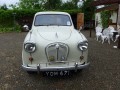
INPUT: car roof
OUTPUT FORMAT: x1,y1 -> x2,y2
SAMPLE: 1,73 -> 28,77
35,11 -> 70,16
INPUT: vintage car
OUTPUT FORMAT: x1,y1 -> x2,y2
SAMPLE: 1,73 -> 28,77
22,11 -> 89,75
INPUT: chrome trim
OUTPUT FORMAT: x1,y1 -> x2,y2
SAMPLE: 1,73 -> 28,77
78,40 -> 88,51
74,62 -> 78,72
56,43 -> 59,60
24,42 -> 36,53
22,62 -> 90,72
37,64 -> 40,74
45,42 -> 69,62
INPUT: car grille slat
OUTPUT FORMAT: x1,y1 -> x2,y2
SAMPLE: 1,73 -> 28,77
46,43 -> 69,63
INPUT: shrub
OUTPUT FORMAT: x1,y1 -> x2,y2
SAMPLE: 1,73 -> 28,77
0,9 -> 81,32
100,11 -> 111,28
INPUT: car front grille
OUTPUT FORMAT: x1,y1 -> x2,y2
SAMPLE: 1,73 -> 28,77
45,42 -> 69,63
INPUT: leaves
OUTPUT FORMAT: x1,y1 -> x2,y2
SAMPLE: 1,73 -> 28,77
101,11 -> 111,28
0,4 -> 8,10
81,0 -> 95,21
0,0 -> 83,32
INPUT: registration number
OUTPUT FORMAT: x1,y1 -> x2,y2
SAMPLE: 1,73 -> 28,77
45,71 -> 70,76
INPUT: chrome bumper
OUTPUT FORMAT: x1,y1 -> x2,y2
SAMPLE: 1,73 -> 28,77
22,62 -> 90,72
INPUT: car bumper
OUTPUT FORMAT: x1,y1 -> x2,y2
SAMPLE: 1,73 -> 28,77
22,62 -> 90,72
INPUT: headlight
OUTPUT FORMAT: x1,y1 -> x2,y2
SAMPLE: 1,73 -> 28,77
24,42 -> 36,53
78,41 -> 88,51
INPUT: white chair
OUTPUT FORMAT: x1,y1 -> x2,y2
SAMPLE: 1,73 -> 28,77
95,26 -> 102,41
113,26 -> 120,42
114,35 -> 120,42
114,29 -> 120,42
101,28 -> 110,44
108,26 -> 115,41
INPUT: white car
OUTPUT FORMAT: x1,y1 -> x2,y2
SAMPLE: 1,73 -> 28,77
22,11 -> 89,75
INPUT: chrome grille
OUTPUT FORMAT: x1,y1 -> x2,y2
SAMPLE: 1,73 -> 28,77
45,43 -> 69,63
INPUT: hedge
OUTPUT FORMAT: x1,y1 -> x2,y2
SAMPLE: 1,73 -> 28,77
0,9 -> 81,32
0,9 -> 81,27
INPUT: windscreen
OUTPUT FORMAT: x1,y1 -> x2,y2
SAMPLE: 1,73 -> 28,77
34,14 -> 72,26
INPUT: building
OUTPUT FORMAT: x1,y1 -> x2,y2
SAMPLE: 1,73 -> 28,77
91,0 -> 120,29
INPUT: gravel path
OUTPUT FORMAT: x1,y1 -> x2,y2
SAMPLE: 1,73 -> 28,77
0,31 -> 120,90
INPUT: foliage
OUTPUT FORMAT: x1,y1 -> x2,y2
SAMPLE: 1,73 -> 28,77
0,24 -> 21,33
100,11 -> 111,28
15,24 -> 21,32
0,9 -> 38,27
17,0 -> 81,10
43,0 -> 62,10
0,9 -> 81,32
60,9 -> 81,15
61,0 -> 80,10
0,0 -> 83,33
71,0 -> 80,9
81,0 -> 95,21
0,10 -> 13,27
18,0 -> 43,9
0,4 -> 8,10
18,0 -> 62,10
61,1 -> 77,10
9,4 -> 19,10
0,28 -> 13,33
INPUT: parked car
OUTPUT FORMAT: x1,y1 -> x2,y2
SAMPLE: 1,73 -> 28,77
22,11 -> 89,75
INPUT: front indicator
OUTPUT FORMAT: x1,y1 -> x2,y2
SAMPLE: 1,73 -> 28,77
29,56 -> 33,62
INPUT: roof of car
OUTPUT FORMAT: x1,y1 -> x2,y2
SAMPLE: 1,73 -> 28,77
35,11 -> 70,16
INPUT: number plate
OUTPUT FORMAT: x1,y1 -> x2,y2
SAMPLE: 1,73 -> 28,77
44,71 -> 70,76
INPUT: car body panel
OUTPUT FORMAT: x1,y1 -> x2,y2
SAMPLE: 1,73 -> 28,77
22,11 -> 89,72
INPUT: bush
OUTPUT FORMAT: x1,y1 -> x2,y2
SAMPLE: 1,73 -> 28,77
0,24 -> 21,33
0,9 -> 81,32
101,11 -> 111,28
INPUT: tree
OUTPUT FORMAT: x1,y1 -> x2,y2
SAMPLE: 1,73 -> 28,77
61,0 -> 80,10
61,1 -> 77,10
71,0 -> 79,9
0,4 -> 8,10
43,0 -> 62,10
18,0 -> 83,10
18,0 -> 44,9
9,4 -> 19,10
18,0 -> 62,10
81,0 -> 95,21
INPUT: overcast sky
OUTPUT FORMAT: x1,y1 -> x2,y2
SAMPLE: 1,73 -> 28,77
0,0 -> 19,7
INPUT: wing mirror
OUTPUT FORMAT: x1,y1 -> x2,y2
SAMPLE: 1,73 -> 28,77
79,26 -> 83,32
23,25 -> 29,31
